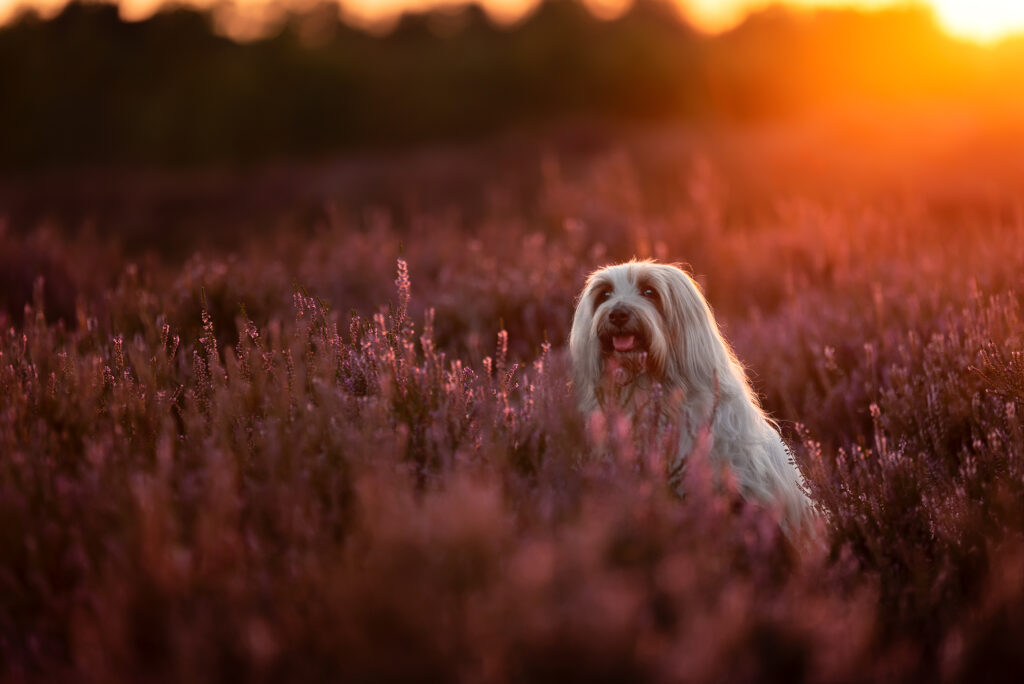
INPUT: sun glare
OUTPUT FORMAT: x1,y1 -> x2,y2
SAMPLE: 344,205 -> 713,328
683,1 -> 1024,43
929,0 -> 1024,43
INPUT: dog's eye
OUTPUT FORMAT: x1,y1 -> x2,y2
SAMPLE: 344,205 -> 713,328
642,288 -> 658,299
600,289 -> 613,300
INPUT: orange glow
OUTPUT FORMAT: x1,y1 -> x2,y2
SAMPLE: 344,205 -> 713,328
684,1 -> 1024,42
3,0 -> 1024,43
682,0 -> 896,34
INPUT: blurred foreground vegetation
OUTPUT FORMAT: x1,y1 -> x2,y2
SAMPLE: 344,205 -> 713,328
4,135 -> 1024,679
5,1 -> 1024,678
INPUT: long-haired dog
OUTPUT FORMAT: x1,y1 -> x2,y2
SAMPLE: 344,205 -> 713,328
570,260 -> 813,533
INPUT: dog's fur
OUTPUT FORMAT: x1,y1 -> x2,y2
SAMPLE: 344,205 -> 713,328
569,260 -> 813,532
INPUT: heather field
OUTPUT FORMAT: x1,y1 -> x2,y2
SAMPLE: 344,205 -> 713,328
4,124 -> 1024,682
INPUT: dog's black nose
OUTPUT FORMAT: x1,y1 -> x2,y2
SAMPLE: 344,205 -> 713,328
609,307 -> 631,328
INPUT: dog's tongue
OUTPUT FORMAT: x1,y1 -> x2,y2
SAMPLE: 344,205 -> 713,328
613,335 -> 636,352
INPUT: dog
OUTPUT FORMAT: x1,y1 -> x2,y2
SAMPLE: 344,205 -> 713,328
569,260 -> 813,533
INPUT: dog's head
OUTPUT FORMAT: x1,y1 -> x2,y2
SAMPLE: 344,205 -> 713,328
569,260 -> 730,404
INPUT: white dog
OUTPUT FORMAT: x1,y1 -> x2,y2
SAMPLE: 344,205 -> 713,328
569,260 -> 813,533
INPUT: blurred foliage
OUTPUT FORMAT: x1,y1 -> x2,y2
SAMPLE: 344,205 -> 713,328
0,0 -> 702,166
5,147 -> 1024,678
2,0 -> 1024,167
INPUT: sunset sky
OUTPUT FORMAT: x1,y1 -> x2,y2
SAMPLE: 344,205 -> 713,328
3,0 -> 1024,42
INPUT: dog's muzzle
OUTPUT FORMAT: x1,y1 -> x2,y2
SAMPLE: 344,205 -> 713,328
599,306 -> 649,356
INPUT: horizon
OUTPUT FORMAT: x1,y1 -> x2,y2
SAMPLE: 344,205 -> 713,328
3,0 -> 1024,43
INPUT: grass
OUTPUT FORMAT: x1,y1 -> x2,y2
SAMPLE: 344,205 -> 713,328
3,128 -> 1024,681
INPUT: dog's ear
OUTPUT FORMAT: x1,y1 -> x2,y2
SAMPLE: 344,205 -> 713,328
569,277 -> 602,409
658,265 -> 729,392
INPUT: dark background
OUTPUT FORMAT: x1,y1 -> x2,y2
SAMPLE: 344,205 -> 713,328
2,0 -> 1023,168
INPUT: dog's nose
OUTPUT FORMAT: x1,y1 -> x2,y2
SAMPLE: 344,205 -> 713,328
609,307 -> 631,328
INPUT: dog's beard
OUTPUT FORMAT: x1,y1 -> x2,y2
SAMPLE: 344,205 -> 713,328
600,333 -> 650,383
595,324 -> 660,409
605,350 -> 649,384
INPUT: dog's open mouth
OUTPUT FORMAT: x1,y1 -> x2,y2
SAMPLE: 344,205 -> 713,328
600,330 -> 650,385
612,335 -> 636,352
600,330 -> 649,357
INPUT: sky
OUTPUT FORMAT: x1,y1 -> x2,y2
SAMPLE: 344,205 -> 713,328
3,0 -> 1024,43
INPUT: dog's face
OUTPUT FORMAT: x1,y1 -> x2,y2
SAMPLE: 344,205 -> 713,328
570,261 -> 728,404
578,263 -> 672,381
